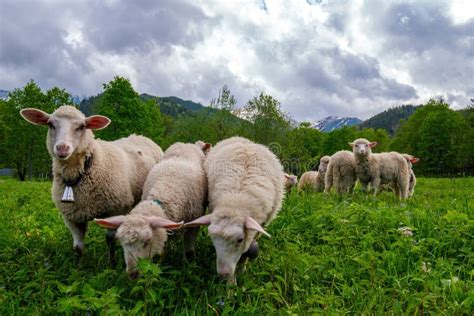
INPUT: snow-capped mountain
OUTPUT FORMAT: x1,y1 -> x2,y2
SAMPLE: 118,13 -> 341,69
0,89 -> 9,100
313,116 -> 362,132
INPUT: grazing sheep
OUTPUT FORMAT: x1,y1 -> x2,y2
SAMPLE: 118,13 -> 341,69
284,173 -> 298,191
298,156 -> 330,192
350,139 -> 410,199
380,154 -> 419,197
194,140 -> 212,155
95,142 -> 208,277
184,137 -> 284,284
324,151 -> 357,194
403,154 -> 419,197
20,106 -> 163,261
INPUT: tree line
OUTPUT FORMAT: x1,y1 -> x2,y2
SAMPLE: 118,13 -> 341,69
0,77 -> 472,180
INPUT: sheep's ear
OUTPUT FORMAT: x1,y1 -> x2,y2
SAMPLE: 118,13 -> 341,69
149,217 -> 183,230
369,142 -> 378,148
95,216 -> 126,229
245,217 -> 271,238
410,157 -> 420,163
284,173 -> 290,179
348,142 -> 354,147
86,115 -> 111,130
183,214 -> 212,228
20,108 -> 50,125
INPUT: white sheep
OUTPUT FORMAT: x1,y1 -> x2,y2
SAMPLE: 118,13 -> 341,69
20,106 -> 163,261
297,156 -> 330,192
283,173 -> 298,191
95,142 -> 208,277
380,154 -> 419,197
184,137 -> 284,284
324,151 -> 357,194
350,138 -> 410,199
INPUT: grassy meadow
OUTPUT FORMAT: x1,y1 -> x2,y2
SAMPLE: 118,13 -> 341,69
0,176 -> 472,314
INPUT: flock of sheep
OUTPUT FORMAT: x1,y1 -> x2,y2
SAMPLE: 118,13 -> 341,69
289,141 -> 419,198
19,105 -> 418,285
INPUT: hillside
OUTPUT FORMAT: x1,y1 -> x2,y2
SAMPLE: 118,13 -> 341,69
359,105 -> 420,135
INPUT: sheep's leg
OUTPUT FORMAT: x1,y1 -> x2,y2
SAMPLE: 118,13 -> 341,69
183,227 -> 200,260
371,179 -> 381,196
106,228 -> 117,267
64,219 -> 87,256
360,181 -> 369,193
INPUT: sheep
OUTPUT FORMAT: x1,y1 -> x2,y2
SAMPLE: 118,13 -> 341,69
297,156 -> 331,192
194,140 -> 212,155
284,173 -> 298,191
20,106 -> 163,261
95,142 -> 207,277
380,154 -> 419,197
184,137 -> 284,284
324,151 -> 357,194
350,138 -> 410,199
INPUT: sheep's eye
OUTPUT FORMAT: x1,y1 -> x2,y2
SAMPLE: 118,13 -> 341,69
237,237 -> 244,243
76,124 -> 85,132
48,122 -> 55,130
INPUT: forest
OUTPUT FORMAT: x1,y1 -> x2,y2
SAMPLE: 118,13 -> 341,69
0,76 -> 473,181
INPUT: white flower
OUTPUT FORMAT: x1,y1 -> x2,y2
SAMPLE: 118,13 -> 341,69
398,226 -> 414,237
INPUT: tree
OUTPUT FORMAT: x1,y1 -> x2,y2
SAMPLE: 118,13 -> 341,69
94,76 -> 164,144
283,122 -> 324,175
210,85 -> 237,111
322,126 -> 357,155
243,92 -> 291,147
392,99 -> 469,175
1,80 -> 72,180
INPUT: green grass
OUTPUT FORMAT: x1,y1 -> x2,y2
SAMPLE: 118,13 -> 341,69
0,177 -> 473,314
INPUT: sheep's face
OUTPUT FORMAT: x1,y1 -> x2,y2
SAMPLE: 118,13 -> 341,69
184,214 -> 270,284
94,209 -> 183,279
284,174 -> 298,190
349,139 -> 377,157
116,218 -> 165,277
208,219 -> 251,284
19,106 -> 110,161
318,157 -> 330,174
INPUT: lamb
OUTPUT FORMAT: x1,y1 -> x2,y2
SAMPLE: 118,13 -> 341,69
324,151 -> 357,194
95,142 -> 208,277
297,156 -> 331,192
284,173 -> 298,191
184,137 -> 284,284
380,154 -> 419,197
350,138 -> 410,199
20,106 -> 163,261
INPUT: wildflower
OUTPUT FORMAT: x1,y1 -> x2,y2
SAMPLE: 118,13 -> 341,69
421,262 -> 431,273
398,226 -> 414,237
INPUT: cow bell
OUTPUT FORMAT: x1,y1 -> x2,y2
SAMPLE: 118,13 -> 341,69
61,186 -> 75,203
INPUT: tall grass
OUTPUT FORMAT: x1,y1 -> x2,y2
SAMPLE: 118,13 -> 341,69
0,177 -> 472,314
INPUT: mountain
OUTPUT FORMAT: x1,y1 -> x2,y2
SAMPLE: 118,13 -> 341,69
0,89 -> 9,100
160,96 -> 205,112
313,116 -> 362,132
358,105 -> 420,135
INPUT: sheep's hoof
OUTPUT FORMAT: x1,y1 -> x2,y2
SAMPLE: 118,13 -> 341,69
74,245 -> 84,256
242,240 -> 259,260
185,250 -> 196,261
128,270 -> 140,280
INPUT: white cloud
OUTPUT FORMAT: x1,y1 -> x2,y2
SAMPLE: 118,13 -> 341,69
0,0 -> 471,120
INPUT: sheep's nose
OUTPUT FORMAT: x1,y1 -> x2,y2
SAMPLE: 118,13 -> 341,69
56,144 -> 70,157
128,270 -> 139,280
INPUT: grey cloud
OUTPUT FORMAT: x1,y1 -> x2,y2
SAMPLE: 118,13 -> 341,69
83,0 -> 212,54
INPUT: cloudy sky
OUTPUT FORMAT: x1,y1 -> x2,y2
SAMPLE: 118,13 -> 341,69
0,0 -> 472,121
